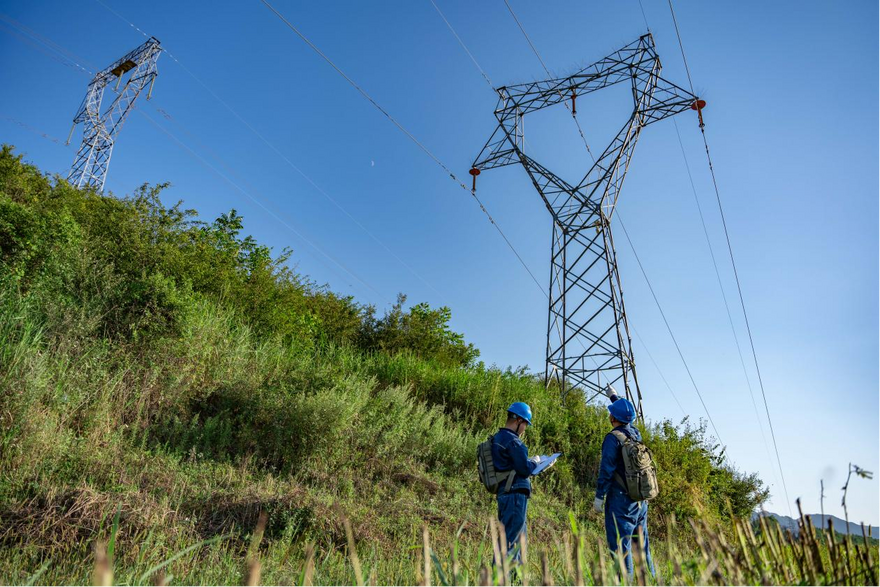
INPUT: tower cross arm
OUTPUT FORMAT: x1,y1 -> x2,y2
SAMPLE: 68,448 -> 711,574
494,35 -> 659,116
636,74 -> 701,127
67,37 -> 162,192
472,123 -> 520,171
71,37 -> 161,123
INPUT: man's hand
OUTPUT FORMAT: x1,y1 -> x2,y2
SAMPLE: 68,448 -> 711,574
593,497 -> 604,513
528,456 -> 541,465
603,385 -> 618,401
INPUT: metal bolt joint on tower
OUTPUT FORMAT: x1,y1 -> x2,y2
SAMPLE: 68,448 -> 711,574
471,34 -> 700,419
66,37 -> 162,192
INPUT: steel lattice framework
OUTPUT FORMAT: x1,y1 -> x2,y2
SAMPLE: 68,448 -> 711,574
472,34 -> 700,418
66,37 -> 161,192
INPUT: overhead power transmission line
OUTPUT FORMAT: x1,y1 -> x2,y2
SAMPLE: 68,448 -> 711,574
136,108 -> 390,303
2,115 -> 74,151
257,0 -> 547,297
428,0 -> 494,89
665,0 -> 695,97
0,14 -> 94,75
0,23 -> 389,305
664,0 -> 792,514
634,0 -> 780,496
92,0 -> 444,302
614,214 -> 724,445
631,326 -> 686,417
490,5 -> 723,428
500,0 -> 595,162
636,0 -> 651,32
487,2 -> 709,420
429,0 -> 694,410
428,0 -> 620,391
471,34 -> 705,421
671,117 -> 778,484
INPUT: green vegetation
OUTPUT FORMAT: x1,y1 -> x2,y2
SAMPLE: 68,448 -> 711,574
0,145 -> 873,585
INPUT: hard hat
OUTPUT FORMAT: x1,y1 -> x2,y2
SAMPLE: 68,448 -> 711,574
507,402 -> 533,425
608,397 -> 636,424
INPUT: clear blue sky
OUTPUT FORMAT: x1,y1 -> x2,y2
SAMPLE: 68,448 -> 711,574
1,0 -> 877,524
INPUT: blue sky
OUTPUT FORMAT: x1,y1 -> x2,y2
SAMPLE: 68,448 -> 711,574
1,0 -> 877,524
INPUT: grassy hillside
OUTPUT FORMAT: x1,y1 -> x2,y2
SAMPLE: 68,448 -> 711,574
3,145 -> 872,585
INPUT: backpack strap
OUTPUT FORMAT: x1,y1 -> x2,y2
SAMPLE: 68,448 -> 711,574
609,429 -> 629,491
609,429 -> 628,443
495,432 -> 519,495
501,470 -> 516,494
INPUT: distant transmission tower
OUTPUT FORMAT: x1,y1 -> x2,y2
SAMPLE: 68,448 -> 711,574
66,37 -> 161,192
471,34 -> 703,418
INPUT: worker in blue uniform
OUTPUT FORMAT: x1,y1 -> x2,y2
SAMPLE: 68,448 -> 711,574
492,402 -> 537,558
593,387 -> 654,576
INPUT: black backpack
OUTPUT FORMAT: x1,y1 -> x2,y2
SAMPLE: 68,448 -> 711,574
477,435 -> 516,494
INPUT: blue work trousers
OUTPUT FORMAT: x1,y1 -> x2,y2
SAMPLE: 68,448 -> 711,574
497,491 -> 528,560
605,484 -> 654,577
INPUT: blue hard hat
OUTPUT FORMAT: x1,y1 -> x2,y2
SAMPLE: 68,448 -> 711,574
507,402 -> 533,425
608,398 -> 636,424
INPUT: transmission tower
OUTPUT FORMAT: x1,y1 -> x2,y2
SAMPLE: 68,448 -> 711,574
66,37 -> 162,192
471,34 -> 702,418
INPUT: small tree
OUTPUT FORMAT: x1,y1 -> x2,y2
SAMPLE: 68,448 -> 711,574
361,293 -> 479,367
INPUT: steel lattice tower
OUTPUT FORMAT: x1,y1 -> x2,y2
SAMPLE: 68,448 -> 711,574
472,34 -> 701,418
66,37 -> 161,192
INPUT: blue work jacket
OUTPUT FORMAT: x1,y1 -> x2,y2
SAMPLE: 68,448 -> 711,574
491,428 -> 537,495
595,423 -> 641,501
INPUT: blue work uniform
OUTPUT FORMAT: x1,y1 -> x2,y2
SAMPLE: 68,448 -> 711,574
596,408 -> 654,576
492,428 -> 537,555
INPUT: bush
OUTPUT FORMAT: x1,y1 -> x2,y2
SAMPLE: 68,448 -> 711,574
361,293 -> 480,367
0,145 -> 771,577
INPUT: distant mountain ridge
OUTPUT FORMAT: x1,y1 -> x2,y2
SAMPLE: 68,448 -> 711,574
755,511 -> 879,538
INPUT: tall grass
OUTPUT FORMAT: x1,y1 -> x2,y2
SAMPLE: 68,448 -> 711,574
13,507 -> 877,585
0,146 -> 833,585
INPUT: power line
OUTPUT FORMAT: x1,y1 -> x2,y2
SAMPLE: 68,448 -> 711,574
615,213 -> 725,447
636,0 -> 651,32
427,0 -> 539,157
493,4 -> 718,404
0,14 -> 94,75
93,0 -> 151,41
631,325 -> 686,417
0,20 -> 388,305
427,2 -> 626,394
500,0 -> 595,163
665,0 -> 792,514
671,117 -> 779,487
257,0 -> 547,296
495,4 -> 719,412
92,0 -> 444,302
137,107 -> 390,304
1,115 -> 74,150
628,0 -> 781,500
665,0 -> 695,95
428,0 -> 494,89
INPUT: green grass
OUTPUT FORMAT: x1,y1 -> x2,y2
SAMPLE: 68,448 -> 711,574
6,507 -> 878,585
0,145 -> 860,585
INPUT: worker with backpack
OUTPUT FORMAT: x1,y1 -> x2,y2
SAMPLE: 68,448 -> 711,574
476,402 -> 537,559
593,387 -> 658,576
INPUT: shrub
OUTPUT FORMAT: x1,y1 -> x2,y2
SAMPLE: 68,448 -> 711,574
361,294 -> 480,367
0,145 -> 773,577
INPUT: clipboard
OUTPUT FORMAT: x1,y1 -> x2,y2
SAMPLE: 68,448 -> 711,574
531,453 -> 562,475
